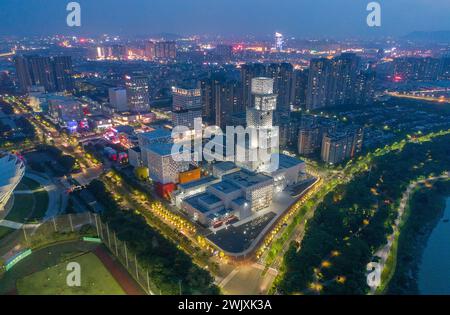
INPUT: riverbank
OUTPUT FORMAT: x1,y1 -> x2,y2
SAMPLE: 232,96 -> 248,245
387,180 -> 450,294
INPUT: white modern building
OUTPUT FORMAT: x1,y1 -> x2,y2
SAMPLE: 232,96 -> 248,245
138,128 -> 173,166
0,153 -> 26,212
237,77 -> 279,173
145,143 -> 190,184
181,167 -> 275,226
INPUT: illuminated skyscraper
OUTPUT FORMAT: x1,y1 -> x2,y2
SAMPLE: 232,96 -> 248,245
275,32 -> 284,52
267,62 -> 294,119
125,75 -> 150,113
171,87 -> 202,128
238,77 -> 278,173
240,63 -> 267,108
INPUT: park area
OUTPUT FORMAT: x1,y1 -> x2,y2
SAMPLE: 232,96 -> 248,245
4,176 -> 49,223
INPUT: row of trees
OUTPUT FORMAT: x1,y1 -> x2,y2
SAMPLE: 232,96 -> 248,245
277,133 -> 450,294
87,180 -> 219,295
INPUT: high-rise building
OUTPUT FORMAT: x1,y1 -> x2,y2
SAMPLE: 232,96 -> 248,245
125,75 -> 150,113
52,56 -> 74,92
14,56 -> 33,92
354,69 -> 376,106
172,87 -> 202,111
439,56 -> 450,80
320,127 -> 364,164
306,58 -> 333,110
200,77 -> 242,127
275,32 -> 284,51
298,127 -> 321,155
393,57 -> 441,81
108,87 -> 128,112
145,41 -> 156,61
28,56 -> 56,92
306,53 -> 372,110
239,77 -> 278,173
215,44 -> 233,61
292,69 -> 309,109
200,77 -> 216,124
144,41 -> 176,60
14,55 -> 74,92
267,63 -> 294,119
171,87 -> 202,128
172,108 -> 203,129
240,63 -> 267,109
156,41 -> 177,60
214,80 -> 242,129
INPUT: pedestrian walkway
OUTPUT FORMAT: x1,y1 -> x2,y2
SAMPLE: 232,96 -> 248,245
0,219 -> 23,229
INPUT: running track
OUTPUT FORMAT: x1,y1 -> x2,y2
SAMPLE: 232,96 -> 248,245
93,246 -> 145,295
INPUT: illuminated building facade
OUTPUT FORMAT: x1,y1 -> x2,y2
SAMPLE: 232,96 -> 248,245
125,75 -> 150,113
172,86 -> 202,128
0,153 -> 25,212
238,77 -> 278,173
275,32 -> 284,51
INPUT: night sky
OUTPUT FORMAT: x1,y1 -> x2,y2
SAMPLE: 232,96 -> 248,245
1,0 -> 449,38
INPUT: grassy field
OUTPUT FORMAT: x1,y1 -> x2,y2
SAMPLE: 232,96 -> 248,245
16,252 -> 125,295
0,226 -> 14,239
16,177 -> 41,191
4,176 -> 49,223
5,193 -> 34,222
28,190 -> 49,221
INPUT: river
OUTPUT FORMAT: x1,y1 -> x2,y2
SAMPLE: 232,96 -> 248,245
418,197 -> 450,294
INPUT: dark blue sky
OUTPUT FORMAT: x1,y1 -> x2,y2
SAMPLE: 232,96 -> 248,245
1,0 -> 449,38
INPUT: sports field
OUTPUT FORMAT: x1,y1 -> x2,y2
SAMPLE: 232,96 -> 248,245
0,241 -> 143,295
16,252 -> 126,295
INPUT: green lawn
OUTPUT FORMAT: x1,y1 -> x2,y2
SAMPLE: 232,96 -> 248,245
28,190 -> 49,221
5,176 -> 49,223
0,226 -> 14,239
16,177 -> 41,191
5,193 -> 34,223
16,252 -> 125,295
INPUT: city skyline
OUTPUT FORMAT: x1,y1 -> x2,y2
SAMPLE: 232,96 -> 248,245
1,0 -> 450,38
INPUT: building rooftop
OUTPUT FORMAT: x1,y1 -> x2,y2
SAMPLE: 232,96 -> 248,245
148,143 -> 184,157
213,161 -> 240,173
222,169 -> 273,188
231,197 -> 247,206
198,193 -> 222,205
184,192 -> 224,214
139,128 -> 172,141
178,175 -> 219,191
130,146 -> 141,153
278,154 -> 304,169
210,180 -> 241,194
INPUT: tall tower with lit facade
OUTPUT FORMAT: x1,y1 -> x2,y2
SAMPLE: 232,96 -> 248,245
275,32 -> 284,52
238,77 -> 279,173
125,75 -> 150,113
